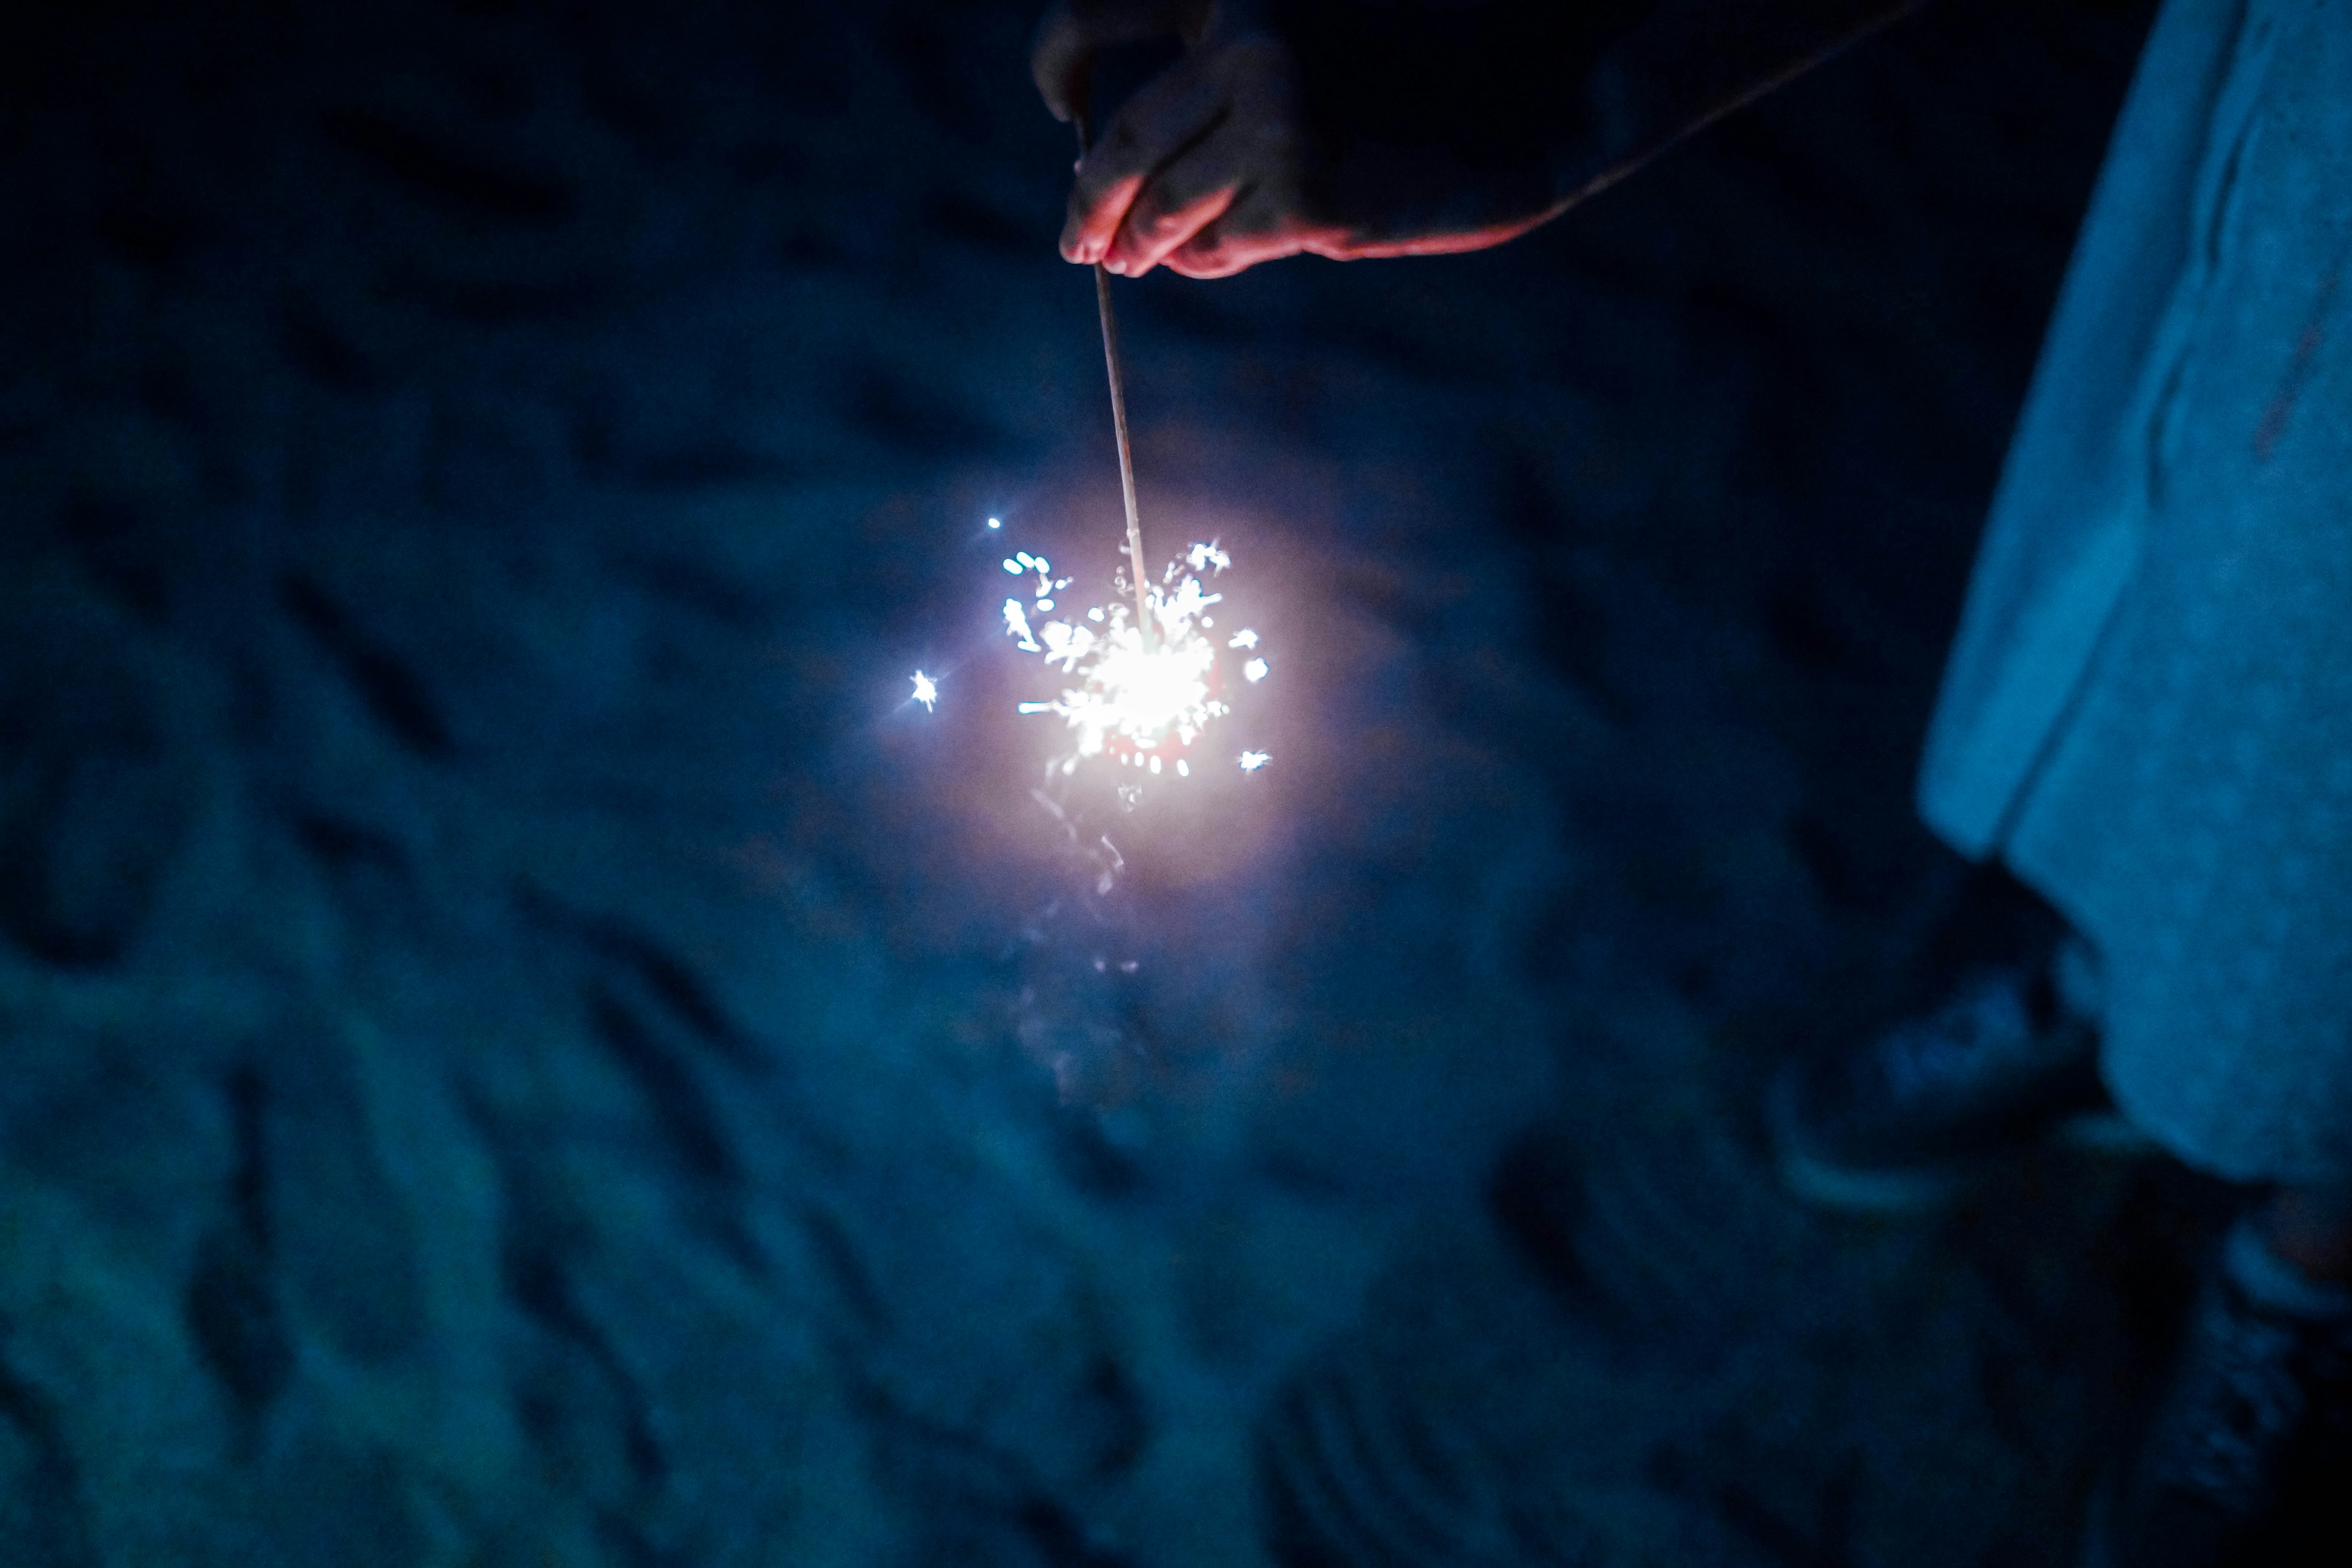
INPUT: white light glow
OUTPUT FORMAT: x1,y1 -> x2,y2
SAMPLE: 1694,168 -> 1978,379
1239,751 -> 1271,772
911,671 -> 939,710
1003,540 -> 1266,786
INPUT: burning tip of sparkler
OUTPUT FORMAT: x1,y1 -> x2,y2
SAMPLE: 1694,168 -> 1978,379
1000,533 -> 1268,791
911,671 -> 940,711
987,516 -> 1002,529
1240,750 -> 1272,772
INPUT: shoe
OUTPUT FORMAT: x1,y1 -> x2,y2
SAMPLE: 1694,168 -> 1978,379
2082,1219 -> 2352,1568
1768,949 -> 2144,1215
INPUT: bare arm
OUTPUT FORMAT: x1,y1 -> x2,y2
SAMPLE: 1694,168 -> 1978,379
1033,0 -> 1921,279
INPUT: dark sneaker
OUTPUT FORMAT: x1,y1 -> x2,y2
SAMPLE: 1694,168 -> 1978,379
2084,1220 -> 2352,1568
1768,951 -> 2143,1214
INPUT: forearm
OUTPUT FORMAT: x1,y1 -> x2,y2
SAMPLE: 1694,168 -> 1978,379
1268,0 -> 1923,248
1556,0 -> 1924,208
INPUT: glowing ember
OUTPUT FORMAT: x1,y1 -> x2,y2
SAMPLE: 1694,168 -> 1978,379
910,670 -> 939,710
1239,750 -> 1272,772
1003,538 -> 1262,778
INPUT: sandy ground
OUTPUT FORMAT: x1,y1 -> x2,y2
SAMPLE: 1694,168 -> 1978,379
10,1 -> 2338,1564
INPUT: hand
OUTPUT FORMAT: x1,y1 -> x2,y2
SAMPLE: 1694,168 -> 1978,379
1031,1 -> 1568,279
1033,1 -> 1311,279
1035,2 -> 1929,282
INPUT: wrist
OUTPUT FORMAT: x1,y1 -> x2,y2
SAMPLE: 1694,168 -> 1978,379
1260,0 -> 1644,251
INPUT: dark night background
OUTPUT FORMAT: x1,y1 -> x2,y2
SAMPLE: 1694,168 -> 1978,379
11,1 -> 2334,1563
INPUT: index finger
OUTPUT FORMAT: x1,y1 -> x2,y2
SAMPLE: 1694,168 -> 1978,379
1061,60 -> 1229,265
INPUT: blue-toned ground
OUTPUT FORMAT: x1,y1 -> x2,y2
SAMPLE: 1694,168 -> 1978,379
9,2 -> 2335,1564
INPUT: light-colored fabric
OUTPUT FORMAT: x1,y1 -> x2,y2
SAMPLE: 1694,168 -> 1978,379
1917,0 -> 2352,1185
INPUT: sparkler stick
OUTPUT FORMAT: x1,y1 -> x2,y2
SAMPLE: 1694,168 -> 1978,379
968,99 -> 1266,786
1074,111 -> 1155,646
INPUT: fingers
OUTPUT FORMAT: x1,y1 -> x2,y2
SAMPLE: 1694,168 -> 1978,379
1110,155 -> 1240,276
1162,185 -> 1306,277
1114,40 -> 1305,276
1060,56 -> 1229,264
1044,12 -> 1309,279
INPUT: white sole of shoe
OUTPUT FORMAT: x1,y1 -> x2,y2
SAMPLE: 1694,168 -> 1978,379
1766,1071 -> 2162,1218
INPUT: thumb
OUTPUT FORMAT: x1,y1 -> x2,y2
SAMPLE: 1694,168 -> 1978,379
1030,3 -> 1093,124
1031,1 -> 1210,124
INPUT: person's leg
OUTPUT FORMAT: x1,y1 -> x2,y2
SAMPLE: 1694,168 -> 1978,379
2087,1185 -> 2352,1568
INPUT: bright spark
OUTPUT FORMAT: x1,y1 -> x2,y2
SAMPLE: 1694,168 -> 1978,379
1003,540 -> 1266,783
911,671 -> 940,710
1227,628 -> 1259,650
988,517 -> 1002,529
1239,751 -> 1272,772
1243,658 -> 1268,684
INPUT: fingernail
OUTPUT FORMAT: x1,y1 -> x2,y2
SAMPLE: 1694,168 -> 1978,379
1107,258 -> 1125,274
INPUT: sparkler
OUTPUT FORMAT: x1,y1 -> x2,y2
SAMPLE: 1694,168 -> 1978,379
913,110 -> 1274,787
1006,539 -> 1254,775
988,110 -> 1270,785
1077,110 -> 1155,645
